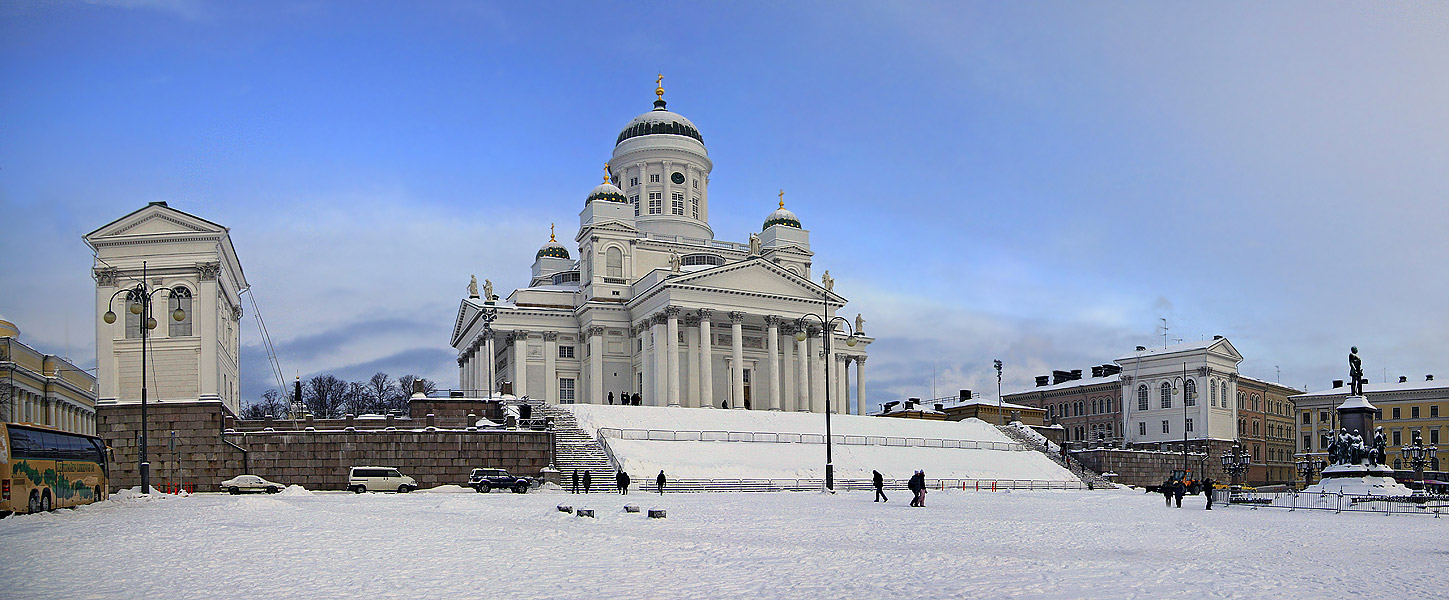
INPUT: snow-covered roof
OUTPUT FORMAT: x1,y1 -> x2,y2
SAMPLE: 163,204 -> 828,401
945,398 -> 1042,412
1006,374 -> 1119,396
1291,377 -> 1447,398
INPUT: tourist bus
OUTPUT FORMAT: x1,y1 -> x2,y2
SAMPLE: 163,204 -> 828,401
0,422 -> 109,517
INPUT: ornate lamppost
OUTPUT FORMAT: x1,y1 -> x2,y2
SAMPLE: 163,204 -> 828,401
1295,453 -> 1324,488
1401,430 -> 1438,494
1221,442 -> 1251,490
795,312 -> 862,492
100,261 -> 187,494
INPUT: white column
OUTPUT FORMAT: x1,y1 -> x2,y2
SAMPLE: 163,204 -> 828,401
639,325 -> 651,402
651,314 -> 667,406
685,316 -> 700,408
588,327 -> 604,405
484,331 -> 496,398
198,265 -> 220,401
795,330 -> 809,412
513,331 -> 529,398
855,356 -> 867,415
459,357 -> 468,392
765,316 -> 781,410
666,306 -> 681,407
837,354 -> 849,415
810,329 -> 825,413
729,311 -> 745,409
698,309 -> 714,409
782,325 -> 796,412
543,332 -> 558,404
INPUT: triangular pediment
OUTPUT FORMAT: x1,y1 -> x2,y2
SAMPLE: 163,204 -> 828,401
452,299 -> 481,347
86,203 -> 226,242
666,258 -> 844,304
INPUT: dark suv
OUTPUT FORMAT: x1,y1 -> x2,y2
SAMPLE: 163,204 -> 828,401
467,468 -> 533,493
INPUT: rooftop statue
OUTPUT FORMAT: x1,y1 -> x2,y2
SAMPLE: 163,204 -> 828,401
469,275 -> 479,299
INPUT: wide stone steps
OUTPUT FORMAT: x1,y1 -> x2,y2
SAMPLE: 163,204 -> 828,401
540,405 -> 618,490
996,424 -> 1116,489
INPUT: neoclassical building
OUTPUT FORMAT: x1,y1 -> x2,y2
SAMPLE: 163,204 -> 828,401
0,315 -> 98,434
451,82 -> 871,413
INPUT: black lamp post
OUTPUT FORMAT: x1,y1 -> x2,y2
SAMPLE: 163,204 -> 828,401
101,261 -> 186,495
480,305 -> 498,398
1294,453 -> 1323,488
994,359 -> 1004,425
1221,443 -> 1250,490
795,312 -> 862,492
1401,430 -> 1437,494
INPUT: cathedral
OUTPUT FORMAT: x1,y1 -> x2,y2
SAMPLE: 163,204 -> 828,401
450,79 -> 871,414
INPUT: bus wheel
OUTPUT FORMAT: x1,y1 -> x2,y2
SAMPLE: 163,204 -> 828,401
41,492 -> 53,512
29,491 -> 41,514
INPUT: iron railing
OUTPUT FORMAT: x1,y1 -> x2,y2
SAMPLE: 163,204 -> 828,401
1214,489 -> 1447,517
597,427 -> 1024,452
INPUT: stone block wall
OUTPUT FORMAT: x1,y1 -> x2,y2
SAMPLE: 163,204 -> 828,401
98,401 -> 552,492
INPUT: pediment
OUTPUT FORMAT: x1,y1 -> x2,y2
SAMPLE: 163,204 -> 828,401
452,300 -> 480,347
666,258 -> 843,303
86,203 -> 226,242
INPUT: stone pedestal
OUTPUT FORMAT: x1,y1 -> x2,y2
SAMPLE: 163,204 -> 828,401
1306,395 -> 1413,496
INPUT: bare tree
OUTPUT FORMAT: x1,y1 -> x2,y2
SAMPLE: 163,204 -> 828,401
304,374 -> 349,419
394,374 -> 436,414
241,389 -> 286,420
365,372 -> 397,414
342,381 -> 371,417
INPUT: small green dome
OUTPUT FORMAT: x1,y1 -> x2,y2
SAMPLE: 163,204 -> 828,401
587,182 -> 628,205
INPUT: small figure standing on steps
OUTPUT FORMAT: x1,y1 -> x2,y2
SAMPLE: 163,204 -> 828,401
617,471 -> 630,494
572,469 -> 579,494
583,470 -> 591,494
656,470 -> 667,494
872,469 -> 887,502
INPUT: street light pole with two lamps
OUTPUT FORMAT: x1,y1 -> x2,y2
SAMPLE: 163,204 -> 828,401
795,312 -> 862,492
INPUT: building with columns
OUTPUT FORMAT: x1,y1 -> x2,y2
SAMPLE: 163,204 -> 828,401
85,202 -> 249,416
451,82 -> 871,413
0,315 -> 98,435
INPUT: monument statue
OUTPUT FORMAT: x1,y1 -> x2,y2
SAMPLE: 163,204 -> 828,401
855,313 -> 865,333
484,279 -> 494,301
468,275 -> 479,299
1371,426 -> 1387,464
668,250 -> 682,273
748,233 -> 761,255
822,270 -> 834,291
1348,346 -> 1364,396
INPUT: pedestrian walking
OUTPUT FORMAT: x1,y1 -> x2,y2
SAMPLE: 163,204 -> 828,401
1161,479 -> 1174,507
572,469 -> 579,494
1203,478 -> 1215,510
1172,478 -> 1186,508
656,470 -> 666,494
583,470 -> 592,494
908,470 -> 926,507
616,471 -> 630,494
872,470 -> 888,502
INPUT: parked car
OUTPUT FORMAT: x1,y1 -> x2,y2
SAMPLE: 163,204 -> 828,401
219,475 -> 285,495
348,466 -> 418,493
467,468 -> 533,494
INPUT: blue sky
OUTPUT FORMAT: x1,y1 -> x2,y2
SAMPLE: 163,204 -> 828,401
3,1 -> 1447,409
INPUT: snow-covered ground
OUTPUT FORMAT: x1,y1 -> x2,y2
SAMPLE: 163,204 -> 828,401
569,405 -> 1076,482
2,486 -> 1440,599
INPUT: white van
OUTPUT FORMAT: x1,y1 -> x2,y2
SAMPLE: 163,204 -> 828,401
348,466 -> 418,493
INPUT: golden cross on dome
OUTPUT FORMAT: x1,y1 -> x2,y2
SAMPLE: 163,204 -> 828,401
778,189 -> 785,209
550,223 -> 556,242
603,163 -> 611,184
655,73 -> 665,101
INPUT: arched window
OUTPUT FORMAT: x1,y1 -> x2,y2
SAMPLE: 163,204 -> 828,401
605,247 -> 623,278
1138,385 -> 1149,411
124,288 -> 146,339
1251,393 -> 1260,411
1184,379 -> 1197,406
1210,380 -> 1218,406
169,286 -> 193,337
1160,382 -> 1172,409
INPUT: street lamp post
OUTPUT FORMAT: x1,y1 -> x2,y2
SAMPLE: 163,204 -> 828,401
1221,443 -> 1250,490
1295,453 -> 1323,488
994,359 -> 1004,425
1401,430 -> 1437,495
480,305 -> 498,398
100,261 -> 186,495
795,312 -> 862,492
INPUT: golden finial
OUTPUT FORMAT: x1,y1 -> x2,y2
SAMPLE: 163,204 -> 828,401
549,223 -> 556,242
655,73 -> 665,101
603,163 -> 611,184
778,189 -> 785,209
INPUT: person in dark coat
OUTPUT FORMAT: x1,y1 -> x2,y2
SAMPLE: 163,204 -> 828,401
908,470 -> 926,507
583,470 -> 592,494
1172,478 -> 1186,508
656,470 -> 666,494
1202,478 -> 1214,510
1161,479 -> 1174,507
616,471 -> 630,494
872,470 -> 888,502
608,392 -> 614,405
572,469 -> 579,494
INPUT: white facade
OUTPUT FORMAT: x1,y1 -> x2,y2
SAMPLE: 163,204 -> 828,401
85,202 -> 249,415
452,87 -> 871,413
1117,337 -> 1242,446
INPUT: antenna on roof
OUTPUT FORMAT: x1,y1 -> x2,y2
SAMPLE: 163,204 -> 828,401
1160,317 -> 1168,348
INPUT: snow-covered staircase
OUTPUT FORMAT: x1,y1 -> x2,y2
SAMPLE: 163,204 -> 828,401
996,424 -> 1116,489
539,405 -> 618,491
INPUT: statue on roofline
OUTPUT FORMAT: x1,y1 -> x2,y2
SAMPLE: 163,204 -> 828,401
484,279 -> 494,301
468,275 -> 479,299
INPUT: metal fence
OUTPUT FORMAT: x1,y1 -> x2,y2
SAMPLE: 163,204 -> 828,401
597,428 -> 1024,452
1215,489 -> 1448,517
632,477 -> 1087,494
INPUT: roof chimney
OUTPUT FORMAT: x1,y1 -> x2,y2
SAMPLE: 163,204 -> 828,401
1428,374 -> 1435,381
1213,335 -> 1223,340
1333,380 -> 1343,388
1102,364 -> 1122,376
1092,366 -> 1104,378
1136,345 -> 1147,352
1036,375 -> 1050,387
934,403 -> 944,412
1070,369 -> 1083,380
1399,376 -> 1408,383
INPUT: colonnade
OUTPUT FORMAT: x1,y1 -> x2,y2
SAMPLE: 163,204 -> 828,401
457,330 -> 497,397
8,389 -> 96,435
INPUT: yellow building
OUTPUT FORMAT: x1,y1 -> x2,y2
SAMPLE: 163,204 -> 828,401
0,315 -> 99,434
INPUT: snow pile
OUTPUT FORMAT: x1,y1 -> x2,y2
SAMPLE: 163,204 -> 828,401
566,405 -> 1076,482
418,485 -> 473,494
278,485 -> 314,497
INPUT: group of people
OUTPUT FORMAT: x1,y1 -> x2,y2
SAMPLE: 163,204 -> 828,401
583,470 -> 667,495
871,469 -> 929,507
1160,477 -> 1216,510
606,392 -> 643,406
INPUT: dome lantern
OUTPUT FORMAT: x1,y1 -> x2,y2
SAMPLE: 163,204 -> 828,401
763,189 -> 802,230
585,163 -> 628,205
536,224 -> 571,260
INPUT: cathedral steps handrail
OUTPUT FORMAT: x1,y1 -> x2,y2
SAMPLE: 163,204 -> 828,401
635,478 -> 1086,493
596,427 -> 1024,452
